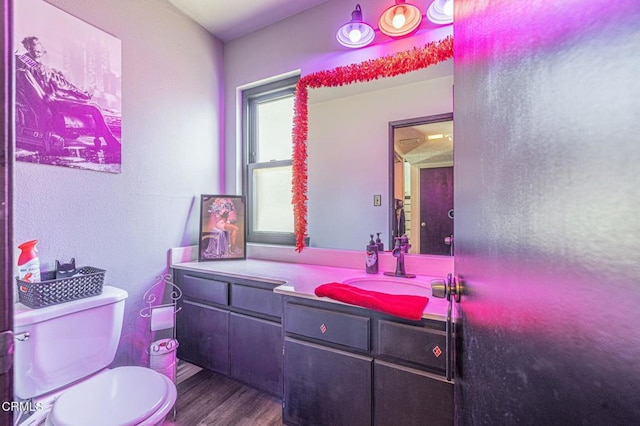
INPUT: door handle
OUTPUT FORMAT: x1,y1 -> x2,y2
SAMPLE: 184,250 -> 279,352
429,273 -> 460,302
430,278 -> 446,299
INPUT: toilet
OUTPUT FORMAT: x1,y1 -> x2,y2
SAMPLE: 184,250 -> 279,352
14,286 -> 177,426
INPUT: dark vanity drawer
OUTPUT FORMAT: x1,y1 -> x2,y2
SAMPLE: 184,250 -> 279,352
377,320 -> 446,371
231,284 -> 282,319
178,272 -> 229,306
285,303 -> 370,351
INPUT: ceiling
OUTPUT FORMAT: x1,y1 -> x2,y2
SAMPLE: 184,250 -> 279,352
395,120 -> 453,168
167,0 -> 329,42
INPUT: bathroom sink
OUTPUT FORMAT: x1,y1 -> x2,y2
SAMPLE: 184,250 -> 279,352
342,276 -> 432,298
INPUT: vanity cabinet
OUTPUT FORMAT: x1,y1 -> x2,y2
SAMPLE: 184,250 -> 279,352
174,266 -> 453,424
174,269 -> 283,397
282,296 -> 453,426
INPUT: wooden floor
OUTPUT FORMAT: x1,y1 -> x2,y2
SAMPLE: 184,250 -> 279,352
164,360 -> 284,426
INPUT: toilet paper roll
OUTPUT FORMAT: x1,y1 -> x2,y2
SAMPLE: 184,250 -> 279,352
150,339 -> 179,370
150,306 -> 175,331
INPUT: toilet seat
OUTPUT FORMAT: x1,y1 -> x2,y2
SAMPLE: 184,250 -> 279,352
47,366 -> 176,426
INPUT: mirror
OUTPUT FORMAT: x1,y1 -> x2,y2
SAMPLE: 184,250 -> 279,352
392,114 -> 453,255
304,60 -> 453,252
292,36 -> 453,251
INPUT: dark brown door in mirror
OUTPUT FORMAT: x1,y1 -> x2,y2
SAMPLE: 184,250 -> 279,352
420,166 -> 453,255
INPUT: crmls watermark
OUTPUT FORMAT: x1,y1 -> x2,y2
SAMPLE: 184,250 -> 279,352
1,400 -> 44,412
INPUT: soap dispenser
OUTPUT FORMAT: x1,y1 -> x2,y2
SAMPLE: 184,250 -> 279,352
366,234 -> 379,274
376,232 -> 384,252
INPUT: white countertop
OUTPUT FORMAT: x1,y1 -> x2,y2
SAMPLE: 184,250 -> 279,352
171,258 -> 452,321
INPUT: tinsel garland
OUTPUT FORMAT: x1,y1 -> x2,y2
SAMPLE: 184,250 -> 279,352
292,36 -> 454,252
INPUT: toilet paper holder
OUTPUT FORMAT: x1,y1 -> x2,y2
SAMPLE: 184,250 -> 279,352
140,273 -> 182,353
140,273 -> 182,421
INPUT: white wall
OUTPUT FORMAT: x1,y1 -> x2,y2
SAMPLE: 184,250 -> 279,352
13,0 -> 224,366
307,74 -> 453,250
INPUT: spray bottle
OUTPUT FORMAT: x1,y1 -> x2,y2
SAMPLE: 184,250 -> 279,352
18,239 -> 41,282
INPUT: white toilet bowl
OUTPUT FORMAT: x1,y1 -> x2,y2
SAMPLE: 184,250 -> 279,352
44,366 -> 176,426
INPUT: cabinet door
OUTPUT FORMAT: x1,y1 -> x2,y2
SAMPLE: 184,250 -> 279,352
284,338 -> 372,426
177,300 -> 229,375
374,361 -> 453,426
229,313 -> 283,397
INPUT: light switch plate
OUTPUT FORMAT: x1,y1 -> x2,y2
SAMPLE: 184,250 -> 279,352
373,194 -> 382,206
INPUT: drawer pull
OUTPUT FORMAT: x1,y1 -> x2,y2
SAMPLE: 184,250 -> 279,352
432,346 -> 442,358
320,323 -> 327,334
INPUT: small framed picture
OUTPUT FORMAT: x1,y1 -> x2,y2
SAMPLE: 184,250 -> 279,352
198,195 -> 246,261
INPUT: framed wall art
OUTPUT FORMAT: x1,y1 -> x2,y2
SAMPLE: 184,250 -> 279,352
14,0 -> 122,173
199,195 -> 246,261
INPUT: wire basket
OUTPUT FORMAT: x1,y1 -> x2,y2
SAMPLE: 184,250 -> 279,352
17,266 -> 105,309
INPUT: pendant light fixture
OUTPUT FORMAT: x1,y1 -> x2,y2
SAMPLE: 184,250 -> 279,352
427,0 -> 454,25
378,0 -> 423,38
335,1 -> 453,48
336,4 -> 375,49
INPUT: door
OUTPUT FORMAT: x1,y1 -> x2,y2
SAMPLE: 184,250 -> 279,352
419,167 -> 453,255
454,1 -> 640,424
1,2 -> 15,425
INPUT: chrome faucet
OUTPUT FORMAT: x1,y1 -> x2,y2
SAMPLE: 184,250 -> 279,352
384,235 -> 416,279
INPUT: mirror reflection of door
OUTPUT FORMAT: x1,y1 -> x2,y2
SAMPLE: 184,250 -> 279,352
420,167 -> 453,255
391,113 -> 453,255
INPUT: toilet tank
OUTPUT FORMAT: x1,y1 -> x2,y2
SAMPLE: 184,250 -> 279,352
13,286 -> 128,400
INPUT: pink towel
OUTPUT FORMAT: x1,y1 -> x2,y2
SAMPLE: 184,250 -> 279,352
314,282 -> 428,321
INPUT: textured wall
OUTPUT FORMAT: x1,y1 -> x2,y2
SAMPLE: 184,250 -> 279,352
454,0 -> 640,423
13,0 -> 223,366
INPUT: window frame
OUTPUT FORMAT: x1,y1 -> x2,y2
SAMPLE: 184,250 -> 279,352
242,75 -> 299,245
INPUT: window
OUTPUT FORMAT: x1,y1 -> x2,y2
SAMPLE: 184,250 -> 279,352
243,76 -> 299,245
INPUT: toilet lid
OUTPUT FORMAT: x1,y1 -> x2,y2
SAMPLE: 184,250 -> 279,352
49,366 -> 169,426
